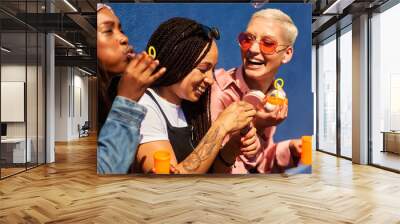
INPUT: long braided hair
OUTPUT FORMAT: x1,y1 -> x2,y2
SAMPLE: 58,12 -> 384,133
97,63 -> 120,130
97,4 -> 121,130
146,17 -> 218,147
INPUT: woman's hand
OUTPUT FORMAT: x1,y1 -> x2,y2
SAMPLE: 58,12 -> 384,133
253,104 -> 288,133
240,127 -> 260,159
215,101 -> 256,134
117,52 -> 166,101
150,164 -> 180,174
289,139 -> 302,166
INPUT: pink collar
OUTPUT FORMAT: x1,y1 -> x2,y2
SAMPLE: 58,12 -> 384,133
214,65 -> 250,95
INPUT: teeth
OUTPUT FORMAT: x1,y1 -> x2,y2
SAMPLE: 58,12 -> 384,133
196,86 -> 206,95
248,58 -> 264,64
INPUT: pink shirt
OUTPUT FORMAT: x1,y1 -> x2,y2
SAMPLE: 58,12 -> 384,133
211,66 -> 294,174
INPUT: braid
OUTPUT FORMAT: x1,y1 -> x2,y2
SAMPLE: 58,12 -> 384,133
146,17 -> 216,147
147,18 -> 209,87
97,62 -> 115,130
181,89 -> 211,146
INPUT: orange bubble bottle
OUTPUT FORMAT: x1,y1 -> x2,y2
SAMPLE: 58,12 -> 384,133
153,151 -> 171,174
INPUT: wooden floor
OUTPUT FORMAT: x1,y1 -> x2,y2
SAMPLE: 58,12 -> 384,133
1,135 -> 400,223
1,163 -> 45,178
1,167 -> 26,178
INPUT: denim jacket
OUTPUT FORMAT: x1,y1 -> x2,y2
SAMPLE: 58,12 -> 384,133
97,96 -> 147,174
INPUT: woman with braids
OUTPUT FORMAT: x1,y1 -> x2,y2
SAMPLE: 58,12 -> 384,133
135,17 -> 256,174
97,4 -> 166,174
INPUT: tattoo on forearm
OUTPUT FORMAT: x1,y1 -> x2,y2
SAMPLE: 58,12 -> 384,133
182,126 -> 223,172
182,151 -> 201,171
197,127 -> 220,161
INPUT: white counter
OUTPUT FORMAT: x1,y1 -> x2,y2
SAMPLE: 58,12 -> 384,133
1,138 -> 32,163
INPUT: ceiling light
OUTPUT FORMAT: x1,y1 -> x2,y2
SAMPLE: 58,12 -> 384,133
78,67 -> 93,76
322,0 -> 355,15
1,47 -> 11,53
63,0 -> 78,12
323,0 -> 341,14
54,34 -> 75,48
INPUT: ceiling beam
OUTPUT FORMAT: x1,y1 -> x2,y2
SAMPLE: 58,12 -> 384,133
67,13 -> 96,46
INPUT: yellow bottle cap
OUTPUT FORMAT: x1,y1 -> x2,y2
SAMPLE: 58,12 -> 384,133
274,78 -> 284,90
148,46 -> 156,59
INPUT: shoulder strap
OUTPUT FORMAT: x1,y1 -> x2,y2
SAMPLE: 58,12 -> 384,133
145,89 -> 172,127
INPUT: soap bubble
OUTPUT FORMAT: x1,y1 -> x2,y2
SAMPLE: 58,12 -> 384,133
251,0 -> 267,9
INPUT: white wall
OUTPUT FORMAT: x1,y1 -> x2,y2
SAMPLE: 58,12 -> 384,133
1,64 -> 26,81
1,65 -> 40,137
1,64 -> 45,164
55,66 -> 69,141
54,67 -> 89,141
1,65 -> 26,139
72,73 -> 89,138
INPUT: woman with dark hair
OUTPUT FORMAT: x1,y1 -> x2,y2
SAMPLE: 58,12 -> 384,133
135,17 -> 256,174
96,4 -> 166,174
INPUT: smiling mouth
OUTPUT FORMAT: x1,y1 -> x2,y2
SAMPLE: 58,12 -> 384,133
247,58 -> 265,66
195,85 -> 207,96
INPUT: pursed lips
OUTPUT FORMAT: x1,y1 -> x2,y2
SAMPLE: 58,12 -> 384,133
123,46 -> 135,61
123,45 -> 134,55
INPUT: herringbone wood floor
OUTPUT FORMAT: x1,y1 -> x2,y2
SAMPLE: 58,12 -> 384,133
1,135 -> 400,224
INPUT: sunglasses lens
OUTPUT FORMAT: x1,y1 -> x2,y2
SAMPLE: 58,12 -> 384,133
238,33 -> 253,50
238,33 -> 280,54
260,37 -> 277,54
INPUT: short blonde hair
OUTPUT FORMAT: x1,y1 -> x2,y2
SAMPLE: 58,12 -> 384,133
250,9 -> 298,45
97,3 -> 114,13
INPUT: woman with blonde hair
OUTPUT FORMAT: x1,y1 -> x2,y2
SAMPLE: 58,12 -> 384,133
211,9 -> 302,173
